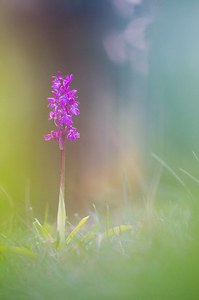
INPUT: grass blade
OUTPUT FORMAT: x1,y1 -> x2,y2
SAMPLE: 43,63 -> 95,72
102,225 -> 132,239
66,216 -> 90,245
57,188 -> 66,244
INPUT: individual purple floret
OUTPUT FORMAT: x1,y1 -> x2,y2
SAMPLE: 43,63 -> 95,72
44,71 -> 80,149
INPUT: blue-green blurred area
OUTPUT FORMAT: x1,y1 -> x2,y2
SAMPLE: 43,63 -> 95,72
1,0 -> 199,226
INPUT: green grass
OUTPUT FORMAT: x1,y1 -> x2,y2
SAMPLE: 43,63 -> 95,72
0,194 -> 199,300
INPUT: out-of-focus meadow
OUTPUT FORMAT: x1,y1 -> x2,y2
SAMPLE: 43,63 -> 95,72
1,0 -> 199,222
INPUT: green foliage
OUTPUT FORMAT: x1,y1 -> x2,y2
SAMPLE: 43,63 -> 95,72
102,225 -> 132,239
0,245 -> 36,258
1,179 -> 199,299
57,188 -> 66,245
66,216 -> 90,245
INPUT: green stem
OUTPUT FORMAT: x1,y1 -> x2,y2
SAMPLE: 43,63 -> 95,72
57,145 -> 66,244
60,146 -> 65,199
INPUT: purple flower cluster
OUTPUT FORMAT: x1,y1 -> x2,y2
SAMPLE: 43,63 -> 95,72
44,72 -> 80,149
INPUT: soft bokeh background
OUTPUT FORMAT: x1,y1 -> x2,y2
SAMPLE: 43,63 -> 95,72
1,0 -> 199,225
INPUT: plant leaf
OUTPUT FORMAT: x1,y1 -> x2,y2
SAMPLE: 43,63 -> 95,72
12,247 -> 36,258
33,218 -> 53,241
57,189 -> 66,244
0,244 -> 36,258
66,216 -> 90,245
102,225 -> 132,239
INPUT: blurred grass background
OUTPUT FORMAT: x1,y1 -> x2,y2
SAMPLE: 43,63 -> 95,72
0,0 -> 199,225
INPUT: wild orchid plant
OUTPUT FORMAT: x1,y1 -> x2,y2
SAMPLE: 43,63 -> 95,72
45,71 -> 80,243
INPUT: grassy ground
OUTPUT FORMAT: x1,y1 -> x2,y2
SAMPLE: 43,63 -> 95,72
1,192 -> 199,300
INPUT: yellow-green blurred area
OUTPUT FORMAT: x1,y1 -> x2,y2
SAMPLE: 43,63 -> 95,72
1,0 -> 199,226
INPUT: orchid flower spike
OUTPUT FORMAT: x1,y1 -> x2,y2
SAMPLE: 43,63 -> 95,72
45,71 -> 80,149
